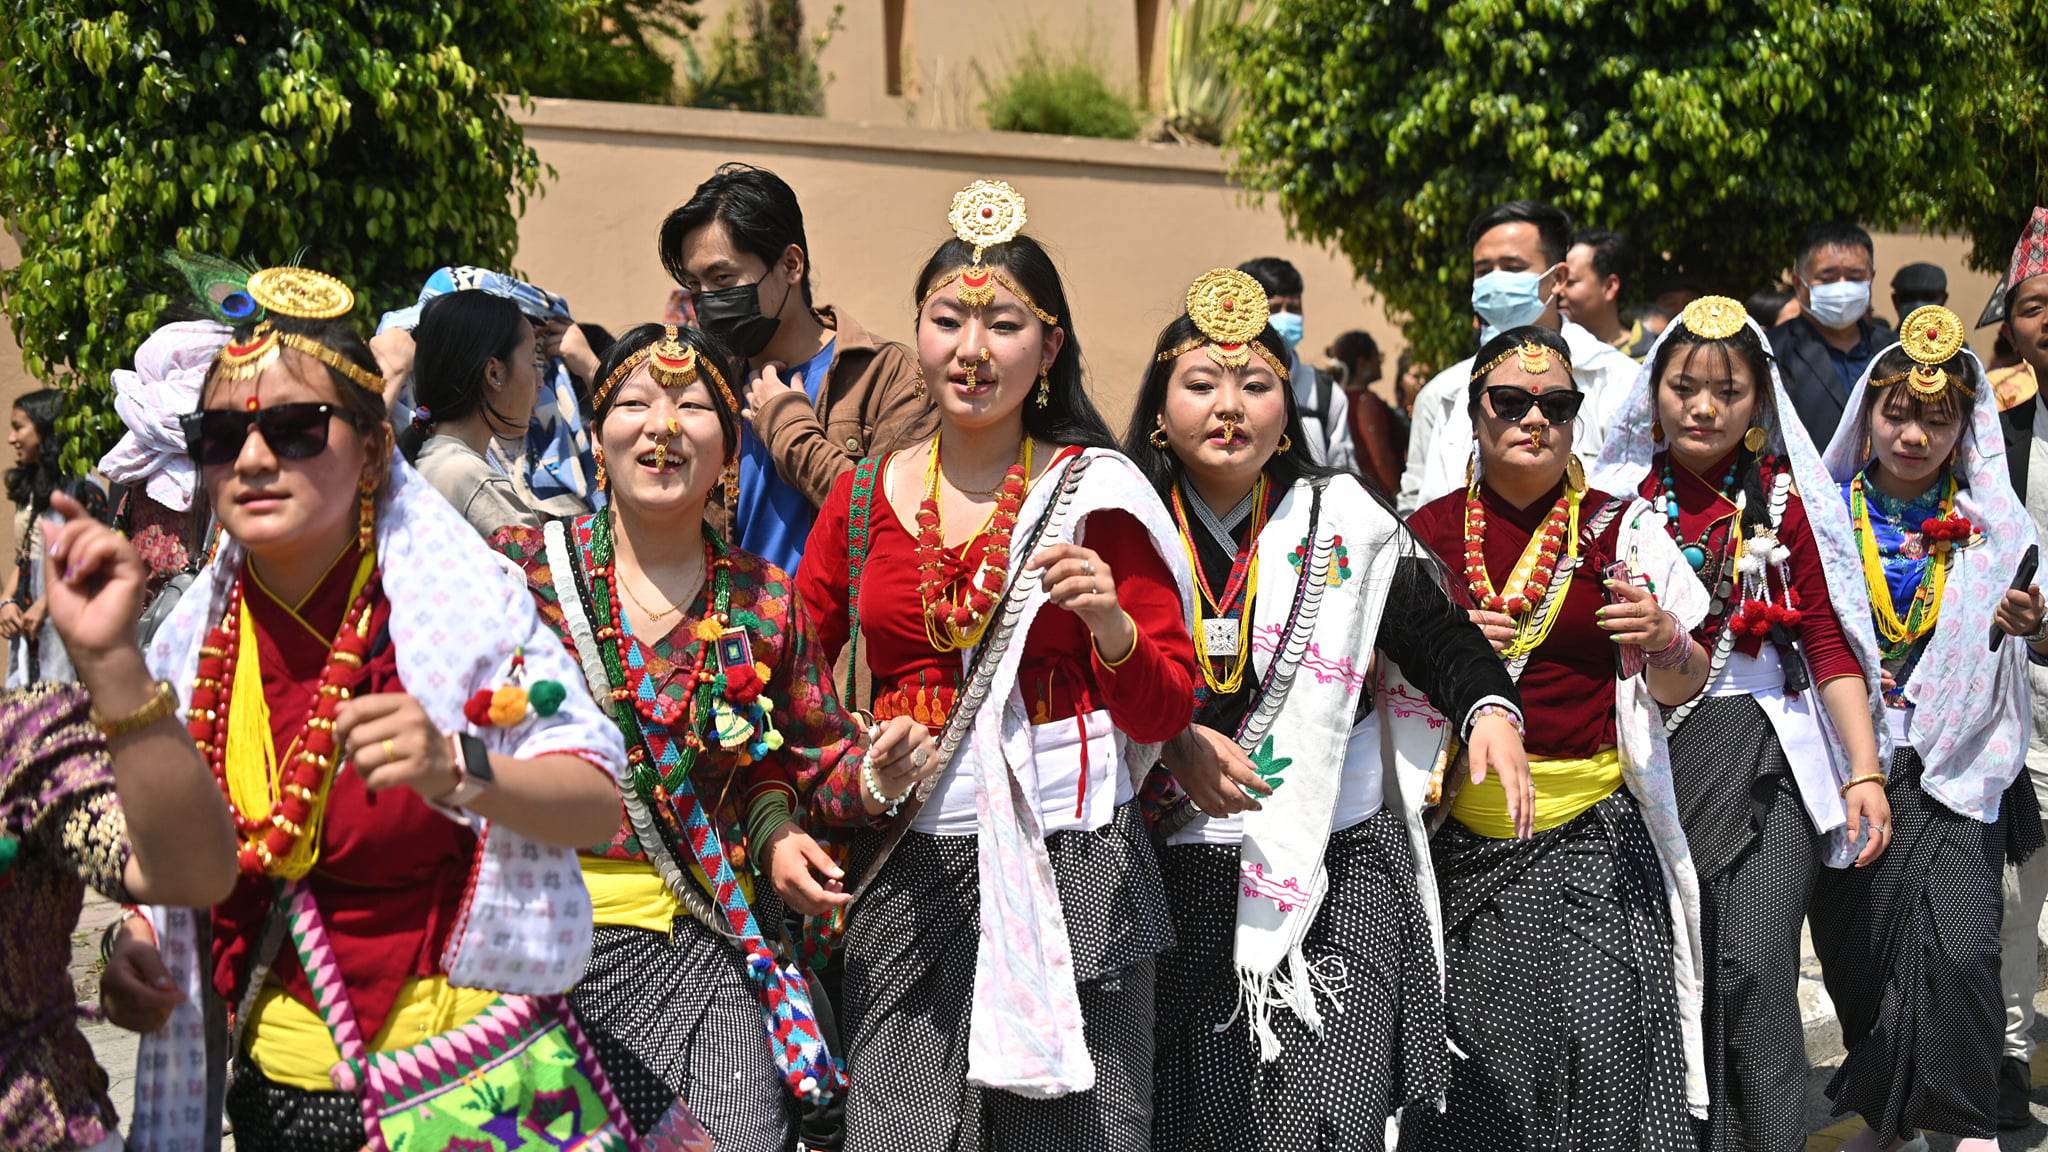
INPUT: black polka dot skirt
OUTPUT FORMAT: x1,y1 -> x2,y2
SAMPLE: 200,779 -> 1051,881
224,1054 -> 365,1152
1153,809 -> 1446,1152
837,801 -> 1171,1152
1668,696 -> 1818,1152
570,917 -> 796,1152
1809,749 -> 2009,1142
1402,788 -> 1697,1152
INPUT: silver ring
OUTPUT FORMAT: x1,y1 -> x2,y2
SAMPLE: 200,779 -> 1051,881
1082,559 -> 1094,575
1092,582 -> 1100,595
911,748 -> 929,769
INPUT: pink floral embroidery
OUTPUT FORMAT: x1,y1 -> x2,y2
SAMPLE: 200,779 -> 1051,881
1239,860 -> 1312,912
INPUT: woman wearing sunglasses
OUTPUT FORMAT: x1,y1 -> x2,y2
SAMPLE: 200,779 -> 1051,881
1809,309 -> 2041,1152
493,323 -> 929,1150
1402,324 -> 1712,1152
101,266 -> 635,1152
1124,269 -> 1526,1152
1590,296 -> 1890,1152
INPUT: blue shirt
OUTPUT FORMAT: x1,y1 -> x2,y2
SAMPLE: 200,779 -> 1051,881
1826,328 -> 1879,399
733,339 -> 835,572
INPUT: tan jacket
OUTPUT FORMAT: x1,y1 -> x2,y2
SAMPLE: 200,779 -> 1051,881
749,305 -> 934,506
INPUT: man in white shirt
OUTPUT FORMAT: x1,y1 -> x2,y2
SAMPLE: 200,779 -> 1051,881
1395,201 -> 1640,514
1238,257 -> 1356,473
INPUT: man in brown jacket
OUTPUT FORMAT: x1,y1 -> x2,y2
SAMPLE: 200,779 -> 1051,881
660,162 -> 933,570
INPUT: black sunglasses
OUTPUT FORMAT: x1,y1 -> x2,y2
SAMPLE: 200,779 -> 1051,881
1485,385 -> 1585,424
180,402 -> 359,468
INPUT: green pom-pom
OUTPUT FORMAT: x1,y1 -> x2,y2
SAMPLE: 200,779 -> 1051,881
529,679 -> 568,717
0,834 -> 18,877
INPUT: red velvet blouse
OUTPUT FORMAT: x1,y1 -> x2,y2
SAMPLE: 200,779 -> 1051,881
1641,452 -> 1862,683
798,447 -> 1197,745
210,545 -> 477,1044
1407,482 -> 1627,759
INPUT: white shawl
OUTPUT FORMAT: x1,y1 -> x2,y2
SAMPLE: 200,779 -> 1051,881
1819,346 -> 2036,822
126,453 -> 626,1152
964,448 -> 1193,1097
1591,311 -> 1891,866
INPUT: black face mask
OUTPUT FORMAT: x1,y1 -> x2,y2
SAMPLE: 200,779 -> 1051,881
696,277 -> 791,359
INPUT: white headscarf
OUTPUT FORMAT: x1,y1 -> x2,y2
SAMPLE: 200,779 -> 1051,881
1590,306 -> 1891,774
1818,343 -> 2035,821
97,320 -> 232,511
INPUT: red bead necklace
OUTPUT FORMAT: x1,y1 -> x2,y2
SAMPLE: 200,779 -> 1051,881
189,572 -> 380,877
916,433 -> 1031,651
1462,485 -> 1571,617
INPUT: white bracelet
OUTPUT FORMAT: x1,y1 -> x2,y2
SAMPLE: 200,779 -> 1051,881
862,758 -> 912,817
2025,615 -> 2048,644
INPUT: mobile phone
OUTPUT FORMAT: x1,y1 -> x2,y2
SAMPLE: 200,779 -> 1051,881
1990,544 -> 2040,652
1606,561 -> 1648,678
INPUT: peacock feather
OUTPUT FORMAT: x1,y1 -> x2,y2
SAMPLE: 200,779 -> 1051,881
163,250 -> 264,326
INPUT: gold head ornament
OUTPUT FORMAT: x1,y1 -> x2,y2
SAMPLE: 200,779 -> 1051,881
1474,339 -> 1558,382
1875,305 -> 1972,400
1155,268 -> 1291,379
1679,295 -> 1748,341
595,325 -> 734,413
917,180 -> 1059,326
210,265 -> 381,397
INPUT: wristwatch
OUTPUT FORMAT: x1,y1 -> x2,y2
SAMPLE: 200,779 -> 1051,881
437,732 -> 496,809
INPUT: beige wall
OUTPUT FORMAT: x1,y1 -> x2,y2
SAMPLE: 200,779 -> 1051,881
510,97 -> 1394,427
686,0 -> 1166,129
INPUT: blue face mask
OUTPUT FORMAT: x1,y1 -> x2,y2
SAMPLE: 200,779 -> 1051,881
1269,310 -> 1305,352
1472,266 -> 1558,343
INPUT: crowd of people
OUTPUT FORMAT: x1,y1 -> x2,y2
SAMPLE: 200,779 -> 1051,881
5,163 -> 2048,1152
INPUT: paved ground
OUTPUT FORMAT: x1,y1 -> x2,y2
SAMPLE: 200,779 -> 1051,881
66,892 -> 2048,1150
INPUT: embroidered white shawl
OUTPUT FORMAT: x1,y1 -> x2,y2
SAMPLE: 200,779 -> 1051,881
1819,346 -> 2036,823
127,453 -> 625,1152
964,448 -> 1192,1097
1591,312 -> 1891,866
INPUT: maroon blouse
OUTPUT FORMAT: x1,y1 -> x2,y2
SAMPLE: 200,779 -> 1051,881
1407,482 -> 1627,759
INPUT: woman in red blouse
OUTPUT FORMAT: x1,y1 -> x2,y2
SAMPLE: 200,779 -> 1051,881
1403,325 -> 1711,1152
100,269 -> 625,1152
1591,296 -> 1891,1152
796,180 -> 1196,1152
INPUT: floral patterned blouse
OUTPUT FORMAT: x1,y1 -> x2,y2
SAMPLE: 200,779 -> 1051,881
0,683 -> 131,1152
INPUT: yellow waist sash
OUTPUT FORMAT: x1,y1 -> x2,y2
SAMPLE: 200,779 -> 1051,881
244,977 -> 501,1091
1452,747 -> 1623,839
582,854 -> 682,933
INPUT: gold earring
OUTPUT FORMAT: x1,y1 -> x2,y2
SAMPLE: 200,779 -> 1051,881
1566,455 -> 1586,493
593,446 -> 608,495
1651,419 -> 1664,441
357,478 -> 377,551
1744,425 -> 1767,453
1036,367 -> 1051,408
1150,427 -> 1170,449
721,461 -> 740,509
1276,433 -> 1294,454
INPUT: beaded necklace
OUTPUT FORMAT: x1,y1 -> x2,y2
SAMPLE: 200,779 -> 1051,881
1852,470 -> 1966,661
1170,474 -> 1267,694
915,433 -> 1031,651
1462,478 -> 1584,658
189,564 -> 380,877
1658,453 -> 1740,572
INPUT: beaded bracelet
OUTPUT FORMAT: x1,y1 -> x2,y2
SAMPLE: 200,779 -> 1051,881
862,758 -> 913,817
2026,614 -> 2048,644
1644,612 -> 1692,670
1838,771 -> 1889,797
1467,703 -> 1525,738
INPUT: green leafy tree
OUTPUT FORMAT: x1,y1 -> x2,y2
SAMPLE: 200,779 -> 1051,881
981,37 -> 1142,140
680,0 -> 840,117
518,0 -> 702,106
1225,0 -> 2020,367
0,1 -> 590,473
1919,0 -> 2048,291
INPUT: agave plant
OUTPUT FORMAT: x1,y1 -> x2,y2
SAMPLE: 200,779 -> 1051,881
1160,0 -> 1270,145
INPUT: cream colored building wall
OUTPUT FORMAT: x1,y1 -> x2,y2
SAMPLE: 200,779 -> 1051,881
686,0 -> 1167,128
510,97 -> 1391,428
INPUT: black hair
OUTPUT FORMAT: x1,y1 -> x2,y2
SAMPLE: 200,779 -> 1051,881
1330,329 -> 1380,371
1465,325 -> 1576,414
1745,288 -> 1796,328
1466,200 -> 1573,267
6,388 -> 63,512
1649,319 -> 1781,535
589,324 -> 743,463
912,234 -> 1118,450
1864,344 -> 1978,431
1236,257 -> 1304,301
578,322 -> 616,359
198,316 -> 391,469
1572,228 -> 1631,292
659,162 -> 813,306
1795,222 -> 1876,276
397,291 -> 530,464
54,475 -> 110,525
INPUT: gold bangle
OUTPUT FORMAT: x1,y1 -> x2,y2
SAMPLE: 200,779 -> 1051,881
1094,609 -> 1141,669
1838,772 -> 1889,797
92,680 -> 179,742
